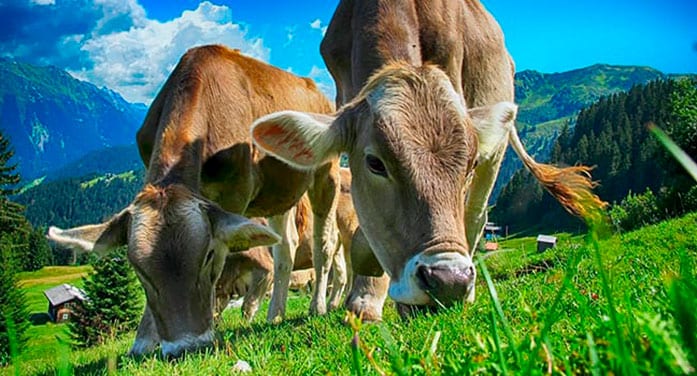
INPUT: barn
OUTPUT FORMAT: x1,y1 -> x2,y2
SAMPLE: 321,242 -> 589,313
44,284 -> 87,323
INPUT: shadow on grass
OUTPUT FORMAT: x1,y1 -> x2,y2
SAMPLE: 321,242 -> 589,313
29,313 -> 51,325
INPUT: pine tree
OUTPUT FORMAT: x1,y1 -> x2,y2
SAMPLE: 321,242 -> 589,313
0,236 -> 30,366
0,130 -> 30,365
69,247 -> 143,347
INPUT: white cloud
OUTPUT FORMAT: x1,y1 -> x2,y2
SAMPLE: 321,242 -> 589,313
309,18 -> 327,35
31,0 -> 55,4
68,1 -> 269,104
306,65 -> 335,102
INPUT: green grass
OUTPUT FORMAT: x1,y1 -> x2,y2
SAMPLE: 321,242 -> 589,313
3,213 -> 697,375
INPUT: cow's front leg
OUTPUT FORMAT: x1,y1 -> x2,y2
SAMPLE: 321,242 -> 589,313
308,161 -> 341,315
328,244 -> 348,310
128,306 -> 160,356
266,208 -> 298,323
243,268 -> 273,322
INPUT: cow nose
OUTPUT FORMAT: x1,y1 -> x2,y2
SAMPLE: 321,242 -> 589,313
415,263 -> 475,305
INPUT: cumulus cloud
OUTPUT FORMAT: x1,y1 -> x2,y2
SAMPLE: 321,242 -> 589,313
72,2 -> 269,104
0,1 -> 268,104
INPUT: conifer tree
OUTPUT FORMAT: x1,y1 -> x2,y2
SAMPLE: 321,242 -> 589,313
69,247 -> 143,347
0,131 -> 30,364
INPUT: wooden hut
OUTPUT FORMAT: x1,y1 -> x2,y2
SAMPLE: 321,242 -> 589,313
44,284 -> 86,323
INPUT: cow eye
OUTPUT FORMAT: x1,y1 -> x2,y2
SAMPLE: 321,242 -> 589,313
366,154 -> 388,177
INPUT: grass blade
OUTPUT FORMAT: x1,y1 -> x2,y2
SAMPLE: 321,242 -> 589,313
586,332 -> 600,376
477,254 -> 521,366
648,123 -> 697,182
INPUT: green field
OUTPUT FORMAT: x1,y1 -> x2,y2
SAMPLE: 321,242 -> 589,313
3,212 -> 697,375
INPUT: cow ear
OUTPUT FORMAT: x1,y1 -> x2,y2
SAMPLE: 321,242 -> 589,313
350,228 -> 384,276
469,101 -> 517,162
251,111 -> 344,169
47,208 -> 131,256
207,206 -> 281,252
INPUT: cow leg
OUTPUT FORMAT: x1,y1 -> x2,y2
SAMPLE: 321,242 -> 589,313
344,274 -> 390,322
266,208 -> 299,323
308,162 -> 341,315
243,268 -> 273,322
129,306 -> 160,356
328,244 -> 348,310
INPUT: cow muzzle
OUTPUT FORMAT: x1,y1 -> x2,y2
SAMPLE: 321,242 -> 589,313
389,252 -> 475,307
160,329 -> 214,358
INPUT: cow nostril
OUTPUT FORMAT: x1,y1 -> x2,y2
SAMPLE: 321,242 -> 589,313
416,265 -> 437,290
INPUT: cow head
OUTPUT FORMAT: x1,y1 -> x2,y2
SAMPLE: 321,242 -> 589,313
252,63 -> 515,309
47,184 -> 279,357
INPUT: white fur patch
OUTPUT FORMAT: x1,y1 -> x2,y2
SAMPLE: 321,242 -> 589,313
160,329 -> 214,357
388,252 -> 473,305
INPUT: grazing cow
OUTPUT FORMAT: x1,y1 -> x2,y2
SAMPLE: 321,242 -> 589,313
216,170 -> 356,320
47,45 -> 340,357
251,1 -> 605,320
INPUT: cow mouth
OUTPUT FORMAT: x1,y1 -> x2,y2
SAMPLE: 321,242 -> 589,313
395,302 -> 439,319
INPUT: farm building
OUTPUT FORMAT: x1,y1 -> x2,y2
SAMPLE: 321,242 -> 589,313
536,235 -> 557,252
44,284 -> 87,323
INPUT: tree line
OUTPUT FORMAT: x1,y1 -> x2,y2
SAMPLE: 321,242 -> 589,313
492,78 -> 697,233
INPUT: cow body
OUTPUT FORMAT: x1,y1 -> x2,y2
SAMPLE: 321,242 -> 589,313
216,169 -> 357,321
252,1 -> 604,320
47,45 -> 340,356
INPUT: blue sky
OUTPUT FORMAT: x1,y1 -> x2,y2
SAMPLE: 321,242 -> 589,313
1,0 -> 695,104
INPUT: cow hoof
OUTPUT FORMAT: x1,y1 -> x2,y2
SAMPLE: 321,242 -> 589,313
345,297 -> 383,322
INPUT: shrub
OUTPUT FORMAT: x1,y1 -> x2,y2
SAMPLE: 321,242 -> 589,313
69,247 -> 143,348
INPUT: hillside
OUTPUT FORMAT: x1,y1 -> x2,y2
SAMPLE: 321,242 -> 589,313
493,77 -> 697,232
0,58 -> 146,180
15,170 -> 144,229
493,64 -> 671,200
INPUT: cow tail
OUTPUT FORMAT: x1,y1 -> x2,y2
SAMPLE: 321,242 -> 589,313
507,126 -> 608,225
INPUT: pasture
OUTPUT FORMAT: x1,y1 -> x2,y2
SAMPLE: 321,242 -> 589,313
4,212 -> 697,375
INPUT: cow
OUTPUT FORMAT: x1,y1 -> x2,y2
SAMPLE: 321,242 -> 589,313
46,44 -> 341,357
216,169 -> 357,321
250,0 -> 605,321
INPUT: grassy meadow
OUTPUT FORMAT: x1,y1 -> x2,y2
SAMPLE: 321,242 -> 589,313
3,212 -> 697,375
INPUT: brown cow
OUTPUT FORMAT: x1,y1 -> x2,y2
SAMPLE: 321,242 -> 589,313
251,1 -> 604,320
216,169 -> 356,321
47,45 -> 340,357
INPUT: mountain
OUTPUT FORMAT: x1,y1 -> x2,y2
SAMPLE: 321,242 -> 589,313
0,58 -> 147,181
492,64 -> 670,200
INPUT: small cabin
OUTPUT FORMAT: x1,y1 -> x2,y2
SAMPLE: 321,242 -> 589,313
44,284 -> 87,323
536,235 -> 557,252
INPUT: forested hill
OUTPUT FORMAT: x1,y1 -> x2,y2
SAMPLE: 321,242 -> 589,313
492,78 -> 697,233
493,64 -> 674,200
15,170 -> 144,229
0,58 -> 146,180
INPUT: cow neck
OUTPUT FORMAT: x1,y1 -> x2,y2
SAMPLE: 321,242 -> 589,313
145,133 -> 204,192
